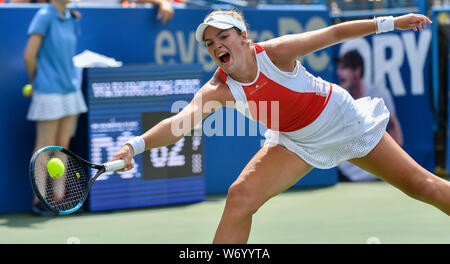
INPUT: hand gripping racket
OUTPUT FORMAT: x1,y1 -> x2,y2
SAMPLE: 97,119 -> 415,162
29,146 -> 129,215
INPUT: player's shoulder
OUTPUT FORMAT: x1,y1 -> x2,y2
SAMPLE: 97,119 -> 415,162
256,40 -> 298,71
258,38 -> 284,56
209,69 -> 230,91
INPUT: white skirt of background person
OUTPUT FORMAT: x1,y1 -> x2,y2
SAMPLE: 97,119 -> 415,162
26,89 -> 88,139
264,83 -> 390,169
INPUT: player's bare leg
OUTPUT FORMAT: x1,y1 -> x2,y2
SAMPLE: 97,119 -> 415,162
213,144 -> 313,244
350,132 -> 450,216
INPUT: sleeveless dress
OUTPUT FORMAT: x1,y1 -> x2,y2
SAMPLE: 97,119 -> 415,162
217,43 -> 389,169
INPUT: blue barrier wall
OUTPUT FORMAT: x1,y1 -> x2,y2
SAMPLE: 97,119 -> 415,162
0,4 -> 338,214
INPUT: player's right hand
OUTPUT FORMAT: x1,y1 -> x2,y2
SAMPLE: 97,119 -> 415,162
111,144 -> 134,172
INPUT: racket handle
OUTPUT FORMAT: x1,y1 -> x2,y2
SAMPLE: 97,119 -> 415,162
103,159 -> 135,172
104,159 -> 125,172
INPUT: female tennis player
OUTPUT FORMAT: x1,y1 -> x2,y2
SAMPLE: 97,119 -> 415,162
112,10 -> 449,243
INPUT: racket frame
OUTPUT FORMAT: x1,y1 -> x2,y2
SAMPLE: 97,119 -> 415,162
29,146 -> 114,215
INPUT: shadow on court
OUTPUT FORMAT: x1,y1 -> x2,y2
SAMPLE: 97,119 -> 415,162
0,213 -> 53,228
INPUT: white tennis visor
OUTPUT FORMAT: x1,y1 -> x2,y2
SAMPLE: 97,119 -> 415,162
195,13 -> 247,42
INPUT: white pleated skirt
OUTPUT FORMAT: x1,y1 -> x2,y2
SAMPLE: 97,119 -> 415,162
27,89 -> 88,121
264,83 -> 389,169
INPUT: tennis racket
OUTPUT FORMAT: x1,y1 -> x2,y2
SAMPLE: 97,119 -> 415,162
29,145 -> 129,215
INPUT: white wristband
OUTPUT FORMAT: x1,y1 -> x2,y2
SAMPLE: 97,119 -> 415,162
376,16 -> 395,34
125,136 -> 146,156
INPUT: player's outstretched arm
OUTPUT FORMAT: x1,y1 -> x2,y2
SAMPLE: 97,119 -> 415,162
111,71 -> 234,171
262,13 -> 431,68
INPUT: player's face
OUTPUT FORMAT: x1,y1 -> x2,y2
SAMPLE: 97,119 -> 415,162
203,26 -> 247,74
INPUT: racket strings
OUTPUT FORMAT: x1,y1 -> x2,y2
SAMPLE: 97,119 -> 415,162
33,150 -> 90,212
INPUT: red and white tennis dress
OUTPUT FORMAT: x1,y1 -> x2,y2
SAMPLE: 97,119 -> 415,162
217,43 -> 389,168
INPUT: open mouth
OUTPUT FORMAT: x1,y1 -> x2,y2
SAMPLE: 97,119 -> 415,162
218,52 -> 231,64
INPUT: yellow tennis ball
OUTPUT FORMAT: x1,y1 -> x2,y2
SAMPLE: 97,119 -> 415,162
22,84 -> 32,97
47,158 -> 65,179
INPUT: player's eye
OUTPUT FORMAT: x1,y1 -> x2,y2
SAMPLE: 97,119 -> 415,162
219,34 -> 228,40
205,41 -> 213,47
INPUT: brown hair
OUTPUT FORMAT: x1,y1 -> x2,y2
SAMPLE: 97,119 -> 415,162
205,10 -> 247,26
204,9 -> 252,45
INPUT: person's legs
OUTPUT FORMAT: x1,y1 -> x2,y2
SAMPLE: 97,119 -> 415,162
32,119 -> 59,206
33,119 -> 59,152
32,115 -> 78,206
56,115 -> 78,148
213,144 -> 314,244
52,115 -> 78,201
350,132 -> 450,215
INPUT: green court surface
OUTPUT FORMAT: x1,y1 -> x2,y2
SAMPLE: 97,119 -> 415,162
1,181 -> 449,244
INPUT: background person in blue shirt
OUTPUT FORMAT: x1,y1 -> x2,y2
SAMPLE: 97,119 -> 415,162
24,0 -> 87,216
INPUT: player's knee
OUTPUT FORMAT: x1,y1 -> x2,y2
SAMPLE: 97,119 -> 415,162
226,182 -> 263,216
404,172 -> 438,202
416,178 -> 439,202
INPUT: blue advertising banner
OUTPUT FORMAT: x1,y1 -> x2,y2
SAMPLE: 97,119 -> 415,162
76,4 -> 334,81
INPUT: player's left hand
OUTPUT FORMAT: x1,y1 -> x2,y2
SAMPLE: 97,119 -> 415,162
394,13 -> 432,32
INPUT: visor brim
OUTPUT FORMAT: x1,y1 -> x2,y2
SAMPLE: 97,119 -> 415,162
195,21 -> 236,42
